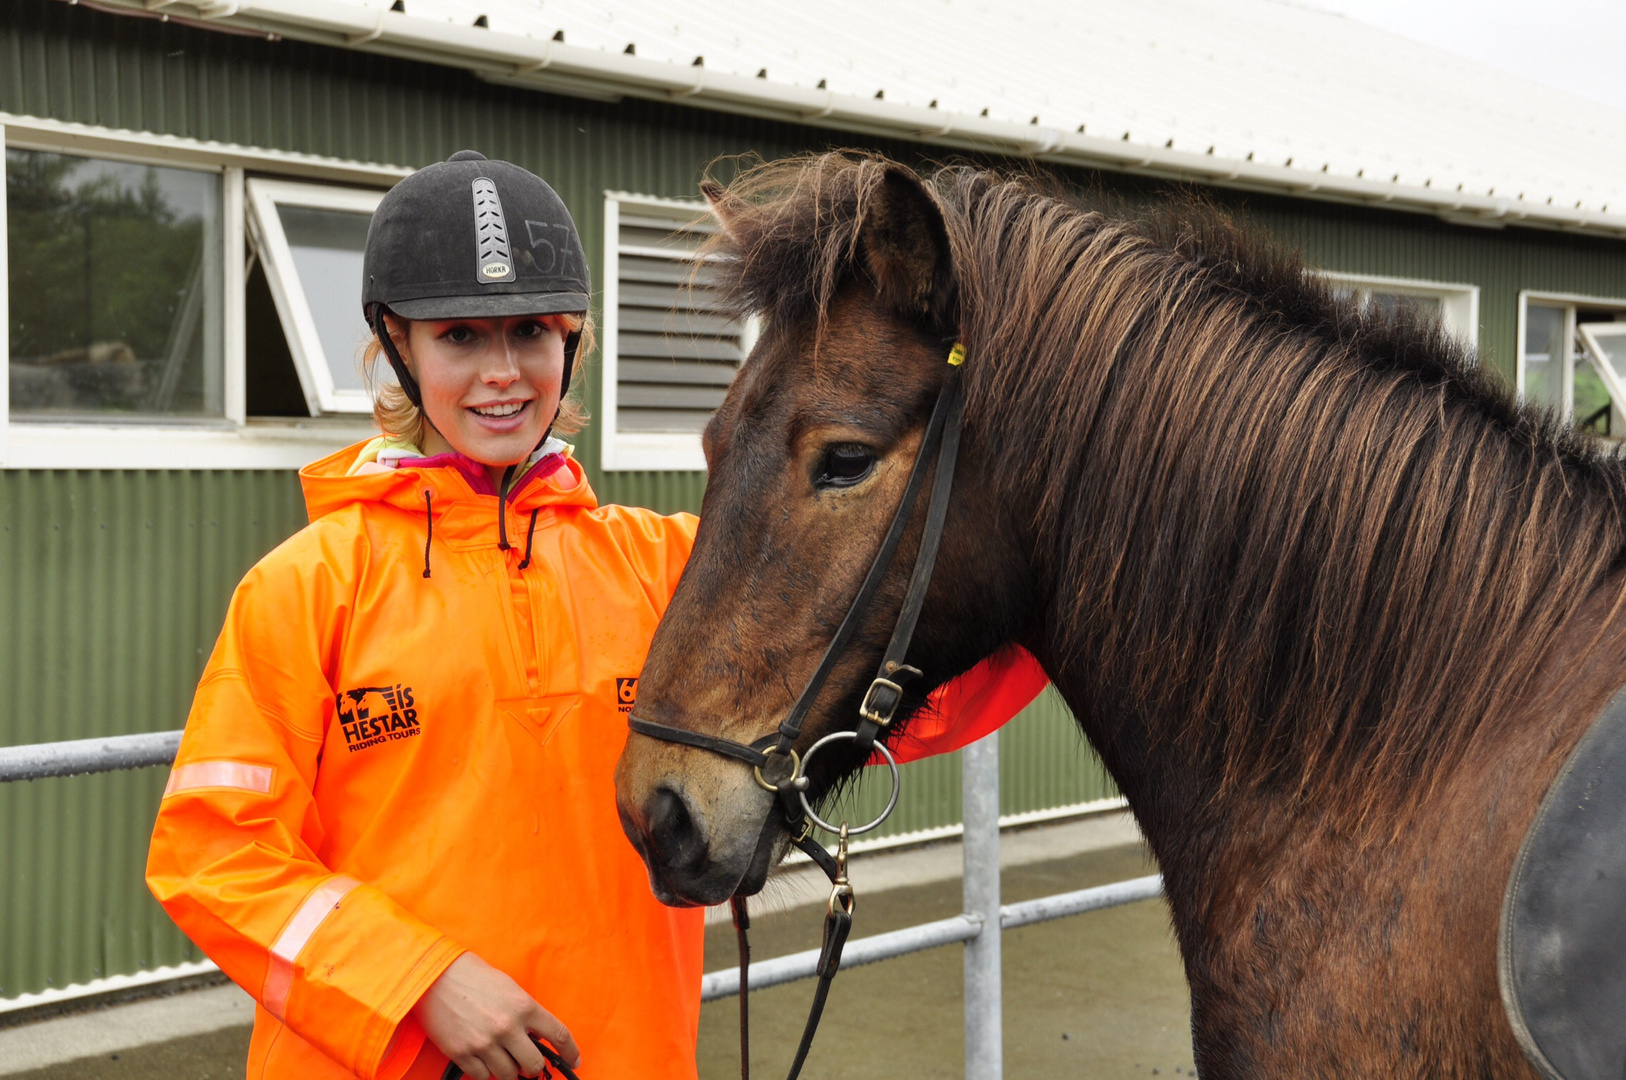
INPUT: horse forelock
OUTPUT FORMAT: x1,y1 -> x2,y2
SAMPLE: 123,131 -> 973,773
705,150 -> 1626,823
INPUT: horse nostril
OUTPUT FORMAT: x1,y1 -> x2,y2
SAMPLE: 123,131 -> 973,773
647,786 -> 708,874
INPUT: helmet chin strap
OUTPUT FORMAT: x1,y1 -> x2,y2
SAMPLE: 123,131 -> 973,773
371,304 -> 425,410
543,328 -> 582,445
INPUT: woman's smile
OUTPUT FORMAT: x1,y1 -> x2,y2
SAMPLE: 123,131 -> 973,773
468,399 -> 533,426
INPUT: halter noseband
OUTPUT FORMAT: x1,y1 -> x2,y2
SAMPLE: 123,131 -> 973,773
629,342 -> 967,1080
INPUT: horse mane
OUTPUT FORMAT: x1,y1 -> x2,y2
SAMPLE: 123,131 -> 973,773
706,150 -> 1626,815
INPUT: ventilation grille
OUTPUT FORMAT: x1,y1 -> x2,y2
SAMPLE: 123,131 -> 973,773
613,199 -> 748,434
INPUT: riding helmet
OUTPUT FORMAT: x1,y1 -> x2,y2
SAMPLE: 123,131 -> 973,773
361,149 -> 589,414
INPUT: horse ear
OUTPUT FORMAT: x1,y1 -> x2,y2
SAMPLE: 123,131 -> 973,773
701,180 -> 742,243
859,166 -> 956,330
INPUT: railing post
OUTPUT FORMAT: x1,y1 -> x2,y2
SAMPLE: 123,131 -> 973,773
962,731 -> 1002,1080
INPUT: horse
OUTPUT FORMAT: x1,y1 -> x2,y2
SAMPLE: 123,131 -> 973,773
613,151 -> 1626,1078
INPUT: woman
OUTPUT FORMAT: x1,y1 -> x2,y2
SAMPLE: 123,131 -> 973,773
146,151 -> 1045,1080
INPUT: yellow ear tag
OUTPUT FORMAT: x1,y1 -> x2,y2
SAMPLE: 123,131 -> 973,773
947,342 -> 967,367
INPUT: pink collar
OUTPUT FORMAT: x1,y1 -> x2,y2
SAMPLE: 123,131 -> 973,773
402,450 -> 568,500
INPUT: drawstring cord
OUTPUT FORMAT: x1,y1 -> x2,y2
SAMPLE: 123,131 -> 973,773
422,490 -> 434,579
497,463 -> 518,551
423,464 -> 540,582
518,508 -> 540,570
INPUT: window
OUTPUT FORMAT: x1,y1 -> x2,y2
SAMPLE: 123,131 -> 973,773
1519,292 -> 1626,438
600,193 -> 755,471
1321,272 -> 1480,346
245,179 -> 387,415
1578,324 -> 1626,439
6,149 -> 224,419
1,115 -> 410,468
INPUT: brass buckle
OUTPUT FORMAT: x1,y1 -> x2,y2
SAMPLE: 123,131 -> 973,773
752,747 -> 802,794
858,677 -> 906,728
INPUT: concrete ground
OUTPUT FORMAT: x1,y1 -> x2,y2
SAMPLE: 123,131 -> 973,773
697,841 -> 1194,1080
0,815 -> 1194,1079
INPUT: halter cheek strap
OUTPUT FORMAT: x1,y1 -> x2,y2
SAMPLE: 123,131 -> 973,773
628,360 -> 964,794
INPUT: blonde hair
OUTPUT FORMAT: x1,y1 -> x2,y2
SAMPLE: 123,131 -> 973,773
363,312 -> 592,447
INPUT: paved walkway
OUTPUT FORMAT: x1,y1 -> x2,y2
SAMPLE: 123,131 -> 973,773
0,988 -> 253,1078
1,813 -> 1194,1079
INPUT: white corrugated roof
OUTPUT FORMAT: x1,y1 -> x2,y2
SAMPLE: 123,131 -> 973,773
128,0 -> 1626,236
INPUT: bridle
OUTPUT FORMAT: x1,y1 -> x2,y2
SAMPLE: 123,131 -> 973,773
630,342 -> 967,1080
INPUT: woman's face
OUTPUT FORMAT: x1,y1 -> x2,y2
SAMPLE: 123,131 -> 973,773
400,314 -> 568,469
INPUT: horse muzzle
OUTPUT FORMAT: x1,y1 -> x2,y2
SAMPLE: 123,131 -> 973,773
615,752 -> 780,907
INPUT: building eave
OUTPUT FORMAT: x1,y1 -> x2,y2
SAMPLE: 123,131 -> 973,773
90,0 -> 1626,241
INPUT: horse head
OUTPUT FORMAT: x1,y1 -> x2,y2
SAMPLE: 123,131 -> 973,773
614,158 -> 1029,906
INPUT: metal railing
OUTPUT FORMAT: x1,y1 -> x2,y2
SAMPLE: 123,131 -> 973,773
0,729 -> 1164,1079
0,731 -> 183,782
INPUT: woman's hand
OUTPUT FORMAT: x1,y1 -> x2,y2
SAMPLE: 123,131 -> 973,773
412,952 -> 581,1080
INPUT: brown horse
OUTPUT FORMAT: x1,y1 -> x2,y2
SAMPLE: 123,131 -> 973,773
614,151 -> 1626,1078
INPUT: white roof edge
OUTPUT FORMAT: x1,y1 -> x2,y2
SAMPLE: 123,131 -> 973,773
1,110 -> 413,183
110,0 -> 1626,240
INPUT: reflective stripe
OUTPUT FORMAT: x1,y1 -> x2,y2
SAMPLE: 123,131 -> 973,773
163,760 -> 274,797
262,876 -> 360,1020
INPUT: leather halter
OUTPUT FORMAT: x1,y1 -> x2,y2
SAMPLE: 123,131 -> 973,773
630,346 -> 967,1080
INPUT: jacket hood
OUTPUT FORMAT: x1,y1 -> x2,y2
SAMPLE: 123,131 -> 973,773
300,439 -> 599,530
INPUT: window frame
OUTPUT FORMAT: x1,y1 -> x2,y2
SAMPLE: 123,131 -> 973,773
1319,271 -> 1481,347
0,113 -> 409,469
600,191 -> 756,472
246,178 -> 387,417
1518,289 -> 1626,428
1577,323 -> 1626,413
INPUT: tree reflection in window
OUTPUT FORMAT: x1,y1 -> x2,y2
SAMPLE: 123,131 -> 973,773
6,150 -> 223,418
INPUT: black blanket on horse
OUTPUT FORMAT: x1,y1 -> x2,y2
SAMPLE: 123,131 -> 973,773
1501,685 -> 1626,1080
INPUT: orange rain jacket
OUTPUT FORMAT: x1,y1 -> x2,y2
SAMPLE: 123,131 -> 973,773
147,440 -> 1047,1080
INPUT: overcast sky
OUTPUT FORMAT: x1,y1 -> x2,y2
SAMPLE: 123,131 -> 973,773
1301,0 -> 1626,112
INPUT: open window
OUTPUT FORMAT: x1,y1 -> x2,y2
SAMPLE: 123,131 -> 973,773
1577,324 -> 1626,437
245,179 -> 387,415
600,193 -> 756,471
1520,292 -> 1626,439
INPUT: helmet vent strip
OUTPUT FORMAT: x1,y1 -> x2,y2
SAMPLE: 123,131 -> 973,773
472,177 -> 514,283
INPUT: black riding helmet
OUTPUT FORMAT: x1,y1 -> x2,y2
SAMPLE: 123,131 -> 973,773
361,150 -> 589,436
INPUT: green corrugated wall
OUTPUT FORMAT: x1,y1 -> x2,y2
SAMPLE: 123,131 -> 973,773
5,0 -> 1626,997
0,470 -> 307,995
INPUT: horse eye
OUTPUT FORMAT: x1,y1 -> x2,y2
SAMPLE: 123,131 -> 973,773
816,444 -> 876,489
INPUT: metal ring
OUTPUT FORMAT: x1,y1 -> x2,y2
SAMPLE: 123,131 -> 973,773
796,732 -> 901,836
752,747 -> 802,794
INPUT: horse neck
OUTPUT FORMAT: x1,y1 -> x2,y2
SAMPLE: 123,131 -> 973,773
970,269 -> 1626,843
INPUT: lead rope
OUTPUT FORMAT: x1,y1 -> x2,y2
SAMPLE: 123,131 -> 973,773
440,1039 -> 579,1080
730,826 -> 855,1080
786,826 -> 854,1080
731,896 -> 751,1080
